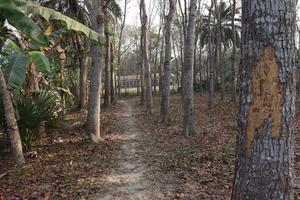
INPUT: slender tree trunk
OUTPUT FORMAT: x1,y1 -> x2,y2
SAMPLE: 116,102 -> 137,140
172,35 -> 181,91
0,69 -> 25,165
182,0 -> 197,137
153,20 -> 163,94
140,0 -> 152,114
79,40 -> 90,110
231,0 -> 296,199
117,0 -> 128,97
140,35 -> 145,105
104,30 -> 111,108
159,30 -> 165,96
215,0 -> 223,100
60,57 -> 65,114
196,1 -> 202,94
193,40 -> 198,84
208,1 -> 214,109
110,41 -> 116,104
198,13 -> 203,94
230,0 -> 237,102
86,0 -> 104,143
160,0 -> 176,123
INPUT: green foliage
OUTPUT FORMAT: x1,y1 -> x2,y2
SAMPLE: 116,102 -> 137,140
3,52 -> 28,90
1,50 -> 51,91
200,0 -> 240,50
29,51 -> 51,73
24,3 -> 103,44
16,90 -> 63,150
47,28 -> 69,41
0,0 -> 48,44
0,20 -> 11,48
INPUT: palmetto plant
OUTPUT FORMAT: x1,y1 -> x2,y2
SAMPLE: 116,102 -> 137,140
16,90 -> 63,150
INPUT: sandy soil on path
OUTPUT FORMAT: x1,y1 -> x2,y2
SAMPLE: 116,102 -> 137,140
98,99 -> 171,200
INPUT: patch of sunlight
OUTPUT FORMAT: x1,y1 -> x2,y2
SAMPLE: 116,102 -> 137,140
113,133 -> 137,141
106,172 -> 142,184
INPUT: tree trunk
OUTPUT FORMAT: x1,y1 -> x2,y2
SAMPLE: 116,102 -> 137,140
230,0 -> 237,102
215,0 -> 223,100
140,0 -> 152,114
231,0 -> 296,199
172,35 -> 181,92
198,13 -> 203,94
153,20 -> 163,94
104,30 -> 111,108
0,69 -> 25,166
25,64 -> 39,96
79,40 -> 90,110
110,41 -> 116,104
160,0 -> 176,123
207,1 -> 214,109
140,35 -> 145,105
182,0 -> 197,137
117,0 -> 128,97
86,0 -> 104,143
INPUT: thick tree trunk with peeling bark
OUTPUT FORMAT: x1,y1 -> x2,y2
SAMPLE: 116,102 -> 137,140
232,0 -> 296,199
0,69 -> 25,166
86,0 -> 104,143
182,0 -> 197,137
140,0 -> 152,113
160,0 -> 176,123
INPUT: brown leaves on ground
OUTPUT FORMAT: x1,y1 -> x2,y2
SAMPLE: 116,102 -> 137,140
1,94 -> 300,199
139,94 -> 237,199
0,108 -> 122,199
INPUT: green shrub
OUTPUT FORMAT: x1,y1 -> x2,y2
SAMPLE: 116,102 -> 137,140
16,90 -> 64,150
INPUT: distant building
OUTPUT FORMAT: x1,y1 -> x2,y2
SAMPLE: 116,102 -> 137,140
118,74 -> 160,88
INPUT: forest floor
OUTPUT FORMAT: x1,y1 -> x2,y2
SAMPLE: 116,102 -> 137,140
1,94 -> 300,199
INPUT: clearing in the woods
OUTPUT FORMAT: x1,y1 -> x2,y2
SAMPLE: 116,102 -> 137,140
1,95 -> 300,199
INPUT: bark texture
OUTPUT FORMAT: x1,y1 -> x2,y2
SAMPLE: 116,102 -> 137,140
140,0 -> 152,114
79,40 -> 90,110
86,0 -> 104,143
232,0 -> 296,199
160,0 -> 176,123
0,69 -> 25,165
230,0 -> 237,102
207,1 -> 214,109
182,0 -> 197,137
104,30 -> 111,108
140,35 -> 145,105
110,41 -> 116,104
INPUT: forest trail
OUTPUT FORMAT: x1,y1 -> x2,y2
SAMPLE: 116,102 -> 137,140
99,100 -> 167,200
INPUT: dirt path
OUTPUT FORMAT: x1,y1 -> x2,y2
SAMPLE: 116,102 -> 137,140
99,99 -> 167,200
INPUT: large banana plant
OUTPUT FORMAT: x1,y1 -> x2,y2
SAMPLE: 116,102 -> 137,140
0,0 -> 103,45
0,0 -> 47,44
1,48 -> 50,91
0,0 -> 107,91
23,2 -> 103,44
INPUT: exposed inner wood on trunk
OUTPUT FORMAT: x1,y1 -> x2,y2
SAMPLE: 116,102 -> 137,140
247,45 -> 283,155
